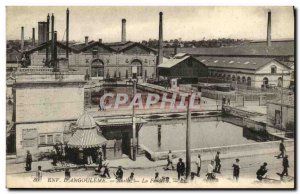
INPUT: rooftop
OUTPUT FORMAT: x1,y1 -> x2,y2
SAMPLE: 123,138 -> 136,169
195,56 -> 289,71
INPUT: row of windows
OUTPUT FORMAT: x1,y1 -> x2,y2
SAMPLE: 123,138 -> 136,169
38,133 -> 62,146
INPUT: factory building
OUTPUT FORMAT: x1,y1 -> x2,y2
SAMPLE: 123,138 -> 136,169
158,53 -> 208,79
23,11 -> 162,81
196,56 -> 292,88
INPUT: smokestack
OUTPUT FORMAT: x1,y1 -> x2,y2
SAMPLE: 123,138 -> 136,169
32,28 -> 35,47
21,26 -> 24,52
121,19 -> 126,43
51,14 -> 55,67
53,31 -> 58,72
267,10 -> 271,47
66,8 -> 69,59
46,14 -> 50,66
85,36 -> 89,46
38,22 -> 47,45
99,39 -> 102,44
157,12 -> 163,80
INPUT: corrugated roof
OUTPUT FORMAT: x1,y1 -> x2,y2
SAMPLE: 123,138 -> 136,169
195,56 -> 287,70
158,55 -> 190,68
164,40 -> 294,57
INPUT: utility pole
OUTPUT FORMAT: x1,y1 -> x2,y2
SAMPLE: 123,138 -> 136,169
132,80 -> 137,161
281,70 -> 284,131
186,95 -> 191,179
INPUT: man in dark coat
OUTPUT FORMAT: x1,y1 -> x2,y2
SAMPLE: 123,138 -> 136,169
277,139 -> 286,158
176,158 -> 185,180
232,158 -> 241,181
280,155 -> 289,177
256,162 -> 268,181
25,150 -> 32,171
214,151 -> 221,173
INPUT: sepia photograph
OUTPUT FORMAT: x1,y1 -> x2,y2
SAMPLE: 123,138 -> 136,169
5,5 -> 295,189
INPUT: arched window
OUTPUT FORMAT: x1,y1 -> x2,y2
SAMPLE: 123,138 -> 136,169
91,59 -> 104,77
242,76 -> 246,84
237,76 -> 241,83
278,77 -> 283,87
247,77 -> 251,86
232,75 -> 236,81
271,65 -> 277,74
263,77 -> 269,85
131,59 -> 143,77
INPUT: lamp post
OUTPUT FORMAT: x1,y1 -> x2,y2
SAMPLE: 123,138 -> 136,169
186,95 -> 191,179
132,79 -> 137,161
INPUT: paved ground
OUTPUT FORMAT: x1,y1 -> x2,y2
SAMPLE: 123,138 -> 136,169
7,149 -> 294,188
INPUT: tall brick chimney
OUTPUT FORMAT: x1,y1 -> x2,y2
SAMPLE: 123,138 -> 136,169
85,36 -> 89,46
267,10 -> 271,47
66,8 -> 69,59
32,28 -> 35,47
46,14 -> 50,65
157,12 -> 163,80
21,26 -> 24,52
121,19 -> 126,43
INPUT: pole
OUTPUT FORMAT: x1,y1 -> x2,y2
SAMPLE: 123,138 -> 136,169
281,70 -> 284,131
66,8 -> 69,60
132,80 -> 137,161
186,95 -> 191,179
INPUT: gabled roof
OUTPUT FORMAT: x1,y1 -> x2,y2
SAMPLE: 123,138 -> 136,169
158,53 -> 190,68
80,41 -> 116,53
195,56 -> 291,71
24,41 -> 80,54
117,42 -> 157,54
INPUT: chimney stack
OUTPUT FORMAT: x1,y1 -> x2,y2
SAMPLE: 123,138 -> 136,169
51,14 -> 55,67
46,14 -> 50,65
85,36 -> 89,46
32,28 -> 35,47
121,19 -> 126,43
53,31 -> 58,72
21,26 -> 24,52
267,10 -> 271,47
99,39 -> 102,44
157,12 -> 163,80
66,8 -> 69,59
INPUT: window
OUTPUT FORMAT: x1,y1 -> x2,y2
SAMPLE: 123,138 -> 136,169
47,135 -> 53,145
39,135 -> 46,145
39,133 -> 62,146
54,134 -> 62,144
271,65 -> 277,74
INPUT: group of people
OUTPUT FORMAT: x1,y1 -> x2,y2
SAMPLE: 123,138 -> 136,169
51,143 -> 67,166
164,143 -> 290,183
222,96 -> 231,105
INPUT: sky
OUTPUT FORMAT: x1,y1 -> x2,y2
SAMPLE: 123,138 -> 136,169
6,6 -> 294,42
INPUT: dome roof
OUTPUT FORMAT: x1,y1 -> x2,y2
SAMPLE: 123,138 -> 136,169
76,112 -> 96,129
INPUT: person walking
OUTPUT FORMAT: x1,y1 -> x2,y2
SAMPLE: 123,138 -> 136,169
214,151 -> 221,173
280,155 -> 289,177
166,150 -> 175,170
277,139 -> 286,159
176,158 -> 185,180
256,162 -> 268,181
207,160 -> 215,180
25,150 -> 32,171
196,154 -> 202,177
101,159 -> 110,179
232,158 -> 241,181
36,166 -> 42,181
227,98 -> 231,105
